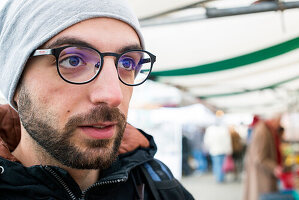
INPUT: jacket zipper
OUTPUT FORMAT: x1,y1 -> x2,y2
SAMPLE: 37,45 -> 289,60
44,165 -> 127,200
44,166 -> 77,200
79,178 -> 127,200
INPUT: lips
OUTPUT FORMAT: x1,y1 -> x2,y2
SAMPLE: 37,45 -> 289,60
79,122 -> 117,139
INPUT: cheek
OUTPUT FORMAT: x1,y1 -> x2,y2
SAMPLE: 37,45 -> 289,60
27,80 -> 76,123
22,67 -> 60,104
119,86 -> 133,116
33,85 -> 61,105
20,59 -> 84,125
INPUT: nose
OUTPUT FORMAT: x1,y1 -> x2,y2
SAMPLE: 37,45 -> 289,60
89,57 -> 123,107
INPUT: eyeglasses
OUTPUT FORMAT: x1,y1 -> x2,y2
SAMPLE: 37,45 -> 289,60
31,46 -> 156,86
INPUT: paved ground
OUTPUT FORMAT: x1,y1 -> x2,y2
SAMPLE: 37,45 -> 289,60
181,172 -> 244,200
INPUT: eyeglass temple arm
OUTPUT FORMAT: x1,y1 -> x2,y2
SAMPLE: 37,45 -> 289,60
139,58 -> 155,65
32,49 -> 53,57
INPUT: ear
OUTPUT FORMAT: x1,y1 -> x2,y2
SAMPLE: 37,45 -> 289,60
13,85 -> 21,110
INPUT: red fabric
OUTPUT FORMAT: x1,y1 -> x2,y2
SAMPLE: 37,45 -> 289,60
280,172 -> 294,189
222,155 -> 235,173
249,115 -> 260,128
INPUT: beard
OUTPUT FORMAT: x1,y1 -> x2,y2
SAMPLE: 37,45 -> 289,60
18,86 -> 126,170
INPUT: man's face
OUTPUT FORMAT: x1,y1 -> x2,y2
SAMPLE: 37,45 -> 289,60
15,18 -> 140,169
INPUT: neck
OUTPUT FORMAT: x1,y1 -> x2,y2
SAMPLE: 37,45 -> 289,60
63,168 -> 99,191
12,129 -> 99,191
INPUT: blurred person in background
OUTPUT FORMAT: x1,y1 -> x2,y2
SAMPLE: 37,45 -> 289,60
229,126 -> 244,181
204,122 -> 232,183
247,115 -> 260,144
183,124 -> 208,175
243,114 -> 284,200
182,134 -> 194,176
191,127 -> 208,174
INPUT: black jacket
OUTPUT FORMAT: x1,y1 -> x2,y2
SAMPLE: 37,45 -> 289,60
0,131 -> 194,200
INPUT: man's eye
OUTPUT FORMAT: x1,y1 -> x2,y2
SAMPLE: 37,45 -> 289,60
119,57 -> 136,70
60,56 -> 85,68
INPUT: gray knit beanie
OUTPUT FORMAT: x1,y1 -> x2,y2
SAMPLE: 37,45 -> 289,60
0,0 -> 144,110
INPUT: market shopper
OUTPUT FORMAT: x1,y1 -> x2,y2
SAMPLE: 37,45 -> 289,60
190,127 -> 208,174
182,125 -> 208,175
204,123 -> 232,183
229,126 -> 244,181
243,114 -> 283,200
0,1 -> 194,199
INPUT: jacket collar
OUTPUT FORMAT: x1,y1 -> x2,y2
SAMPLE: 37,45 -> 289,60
0,131 -> 156,194
100,131 -> 156,181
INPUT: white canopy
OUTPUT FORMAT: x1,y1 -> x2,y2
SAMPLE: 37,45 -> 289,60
128,0 -> 299,114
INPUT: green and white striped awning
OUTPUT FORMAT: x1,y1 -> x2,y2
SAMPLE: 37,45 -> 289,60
135,8 -> 299,113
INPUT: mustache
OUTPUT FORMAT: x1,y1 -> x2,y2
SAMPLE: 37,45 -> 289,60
64,105 -> 126,132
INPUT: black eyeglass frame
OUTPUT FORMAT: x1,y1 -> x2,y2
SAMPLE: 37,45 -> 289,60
31,45 -> 156,86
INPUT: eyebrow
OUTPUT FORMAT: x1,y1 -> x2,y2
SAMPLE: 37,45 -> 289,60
44,37 -> 143,53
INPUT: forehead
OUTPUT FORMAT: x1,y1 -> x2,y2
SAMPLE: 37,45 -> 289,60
44,17 -> 141,52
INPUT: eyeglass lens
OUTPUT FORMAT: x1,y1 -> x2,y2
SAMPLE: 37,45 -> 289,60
117,51 -> 151,85
58,47 -> 152,85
